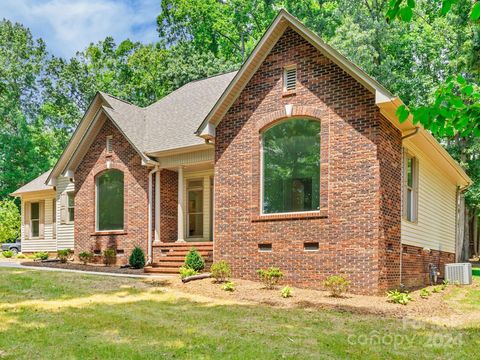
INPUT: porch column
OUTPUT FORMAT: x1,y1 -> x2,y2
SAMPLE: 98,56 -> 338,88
154,170 -> 160,243
177,166 -> 185,242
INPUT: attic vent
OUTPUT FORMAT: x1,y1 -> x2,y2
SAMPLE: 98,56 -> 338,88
106,135 -> 113,153
284,66 -> 297,92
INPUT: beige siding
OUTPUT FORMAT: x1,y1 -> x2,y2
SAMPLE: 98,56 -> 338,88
401,141 -> 457,253
158,149 -> 214,168
21,192 -> 56,252
56,175 -> 75,250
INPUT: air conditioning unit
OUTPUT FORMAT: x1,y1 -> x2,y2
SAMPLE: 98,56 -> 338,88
445,263 -> 472,285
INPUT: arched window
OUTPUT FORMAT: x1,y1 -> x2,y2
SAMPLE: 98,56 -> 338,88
262,118 -> 320,214
96,169 -> 124,231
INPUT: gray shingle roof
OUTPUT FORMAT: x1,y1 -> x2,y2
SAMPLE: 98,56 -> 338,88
11,169 -> 53,196
98,71 -> 237,155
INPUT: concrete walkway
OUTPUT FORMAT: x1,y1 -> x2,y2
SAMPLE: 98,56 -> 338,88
0,261 -> 173,279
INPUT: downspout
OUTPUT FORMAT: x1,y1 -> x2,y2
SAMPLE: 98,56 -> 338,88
147,166 -> 160,265
399,127 -> 420,288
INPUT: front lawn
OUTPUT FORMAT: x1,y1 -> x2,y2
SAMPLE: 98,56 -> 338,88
0,268 -> 478,359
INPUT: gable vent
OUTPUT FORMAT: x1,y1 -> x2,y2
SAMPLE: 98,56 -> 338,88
106,135 -> 113,153
284,66 -> 297,91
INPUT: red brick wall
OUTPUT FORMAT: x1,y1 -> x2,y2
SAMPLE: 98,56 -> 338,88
74,117 -> 150,264
213,27 -> 403,294
401,244 -> 455,288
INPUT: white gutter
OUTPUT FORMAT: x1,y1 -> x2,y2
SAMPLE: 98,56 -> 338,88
147,166 -> 160,264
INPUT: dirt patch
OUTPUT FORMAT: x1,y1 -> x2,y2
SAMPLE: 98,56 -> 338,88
146,276 -> 473,326
20,261 -> 145,275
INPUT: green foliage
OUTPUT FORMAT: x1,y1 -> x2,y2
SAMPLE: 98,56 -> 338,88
432,285 -> 443,293
16,253 -> 26,259
324,275 -> 351,297
281,286 -> 293,298
179,266 -> 198,279
1,250 -> 13,258
387,290 -> 413,305
210,260 -> 231,283
33,252 -> 49,261
79,251 -> 93,265
257,267 -> 283,289
184,248 -> 205,272
57,249 -> 73,263
103,249 -> 116,266
0,199 -> 21,243
420,288 -> 431,299
129,246 -> 146,269
221,281 -> 235,292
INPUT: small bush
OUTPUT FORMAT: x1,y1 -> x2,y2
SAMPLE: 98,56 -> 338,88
419,288 -> 431,299
57,249 -> 73,263
432,286 -> 442,293
440,280 -> 449,290
129,247 -> 146,269
221,281 -> 235,292
257,267 -> 284,289
33,252 -> 49,261
2,250 -> 13,258
281,286 -> 293,298
179,266 -> 198,279
16,253 -> 26,259
79,251 -> 93,265
387,290 -> 413,305
210,260 -> 231,283
184,248 -> 205,271
324,275 -> 350,297
103,249 -> 116,266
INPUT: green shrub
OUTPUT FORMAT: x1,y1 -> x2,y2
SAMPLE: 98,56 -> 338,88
179,266 -> 198,279
57,249 -> 73,263
324,275 -> 350,297
419,288 -> 431,299
432,286 -> 442,293
281,286 -> 293,298
33,252 -> 49,261
103,249 -> 116,266
387,290 -> 413,305
16,253 -> 26,259
221,281 -> 235,292
184,248 -> 205,271
257,267 -> 283,289
79,251 -> 93,265
129,246 -> 146,269
440,280 -> 449,290
210,260 -> 231,282
2,250 -> 13,258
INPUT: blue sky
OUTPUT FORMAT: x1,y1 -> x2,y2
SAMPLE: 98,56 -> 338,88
0,0 -> 160,58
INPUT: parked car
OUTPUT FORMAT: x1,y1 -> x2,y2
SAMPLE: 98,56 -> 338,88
1,240 -> 21,254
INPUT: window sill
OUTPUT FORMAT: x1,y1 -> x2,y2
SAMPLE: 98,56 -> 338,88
282,90 -> 296,97
252,211 -> 327,222
91,231 -> 127,236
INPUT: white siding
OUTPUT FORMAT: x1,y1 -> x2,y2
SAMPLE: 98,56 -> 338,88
21,192 -> 57,252
56,175 -> 75,250
401,141 -> 457,253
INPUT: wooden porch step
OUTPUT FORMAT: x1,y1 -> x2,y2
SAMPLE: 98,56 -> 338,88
153,242 -> 213,248
144,266 -> 179,274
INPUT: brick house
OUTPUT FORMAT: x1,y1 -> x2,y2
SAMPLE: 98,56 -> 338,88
12,11 -> 471,294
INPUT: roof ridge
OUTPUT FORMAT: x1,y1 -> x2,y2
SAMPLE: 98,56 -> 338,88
100,91 -> 142,109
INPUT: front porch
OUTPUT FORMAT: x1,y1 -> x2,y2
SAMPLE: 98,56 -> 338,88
146,154 -> 215,273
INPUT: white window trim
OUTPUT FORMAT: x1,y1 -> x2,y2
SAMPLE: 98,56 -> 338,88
403,150 -> 419,223
260,119 -> 321,216
95,170 -> 125,232
30,202 -> 40,239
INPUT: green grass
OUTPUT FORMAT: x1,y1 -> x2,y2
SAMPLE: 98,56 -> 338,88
472,268 -> 480,277
0,268 -> 479,359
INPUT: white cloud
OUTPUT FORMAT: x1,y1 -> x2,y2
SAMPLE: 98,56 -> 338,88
0,0 -> 160,57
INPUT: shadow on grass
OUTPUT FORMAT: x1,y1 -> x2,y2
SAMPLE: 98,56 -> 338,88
0,268 -> 479,360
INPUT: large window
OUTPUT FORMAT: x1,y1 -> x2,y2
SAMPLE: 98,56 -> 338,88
96,169 -> 124,231
404,153 -> 418,222
262,119 -> 320,214
31,202 -> 40,238
67,192 -> 75,223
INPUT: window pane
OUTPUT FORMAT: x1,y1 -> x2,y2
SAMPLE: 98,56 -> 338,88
32,220 -> 39,237
31,202 -> 39,220
97,170 -> 124,231
188,189 -> 203,237
189,214 -> 203,237
69,208 -> 74,222
188,189 -> 203,213
407,158 -> 413,187
263,119 -> 320,213
407,188 -> 413,221
68,193 -> 74,207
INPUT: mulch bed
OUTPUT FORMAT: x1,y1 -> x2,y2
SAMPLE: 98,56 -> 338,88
20,261 -> 146,275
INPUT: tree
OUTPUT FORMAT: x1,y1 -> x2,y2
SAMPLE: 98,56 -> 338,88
0,199 -> 20,242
